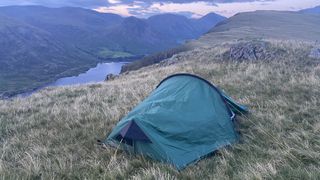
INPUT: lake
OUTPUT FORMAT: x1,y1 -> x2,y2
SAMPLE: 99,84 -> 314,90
50,62 -> 126,87
15,62 -> 126,97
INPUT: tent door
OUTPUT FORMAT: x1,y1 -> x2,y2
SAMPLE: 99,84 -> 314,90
115,120 -> 152,146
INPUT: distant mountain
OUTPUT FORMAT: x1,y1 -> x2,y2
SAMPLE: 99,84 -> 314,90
300,6 -> 320,14
192,12 -> 226,34
148,14 -> 199,42
0,5 -> 225,97
147,13 -> 225,43
105,16 -> 175,55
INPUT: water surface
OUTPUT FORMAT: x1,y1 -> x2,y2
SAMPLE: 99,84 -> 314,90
50,62 -> 126,87
15,62 -> 126,97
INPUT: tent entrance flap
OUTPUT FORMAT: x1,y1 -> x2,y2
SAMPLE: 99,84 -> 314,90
115,120 -> 152,146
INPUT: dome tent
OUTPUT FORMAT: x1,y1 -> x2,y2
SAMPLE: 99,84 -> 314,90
104,73 -> 248,169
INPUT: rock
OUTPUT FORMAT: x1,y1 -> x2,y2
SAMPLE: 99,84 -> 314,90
158,54 -> 181,67
105,73 -> 118,81
309,47 -> 320,59
228,41 -> 274,61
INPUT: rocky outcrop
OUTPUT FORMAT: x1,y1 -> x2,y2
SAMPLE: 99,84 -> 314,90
309,47 -> 320,59
105,74 -> 118,81
227,41 -> 275,61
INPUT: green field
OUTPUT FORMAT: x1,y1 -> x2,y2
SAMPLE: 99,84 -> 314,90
97,48 -> 133,59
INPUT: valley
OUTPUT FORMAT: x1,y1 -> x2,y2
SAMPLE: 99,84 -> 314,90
0,6 -> 225,98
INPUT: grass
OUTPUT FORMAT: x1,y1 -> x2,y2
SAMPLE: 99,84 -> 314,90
97,48 -> 133,59
0,40 -> 320,179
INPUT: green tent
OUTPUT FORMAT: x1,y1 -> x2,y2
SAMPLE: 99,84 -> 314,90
104,73 -> 248,169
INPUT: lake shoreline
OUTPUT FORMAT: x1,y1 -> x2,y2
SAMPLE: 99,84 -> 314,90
1,57 -> 140,100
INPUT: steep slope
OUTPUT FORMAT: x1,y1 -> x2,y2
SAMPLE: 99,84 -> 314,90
0,14 -> 98,97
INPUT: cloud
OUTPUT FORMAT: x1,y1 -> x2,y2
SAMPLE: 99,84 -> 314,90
0,0 -> 275,8
0,0 -> 109,8
93,0 -> 276,17
107,0 -> 272,3
95,3 -> 144,16
95,0 -> 319,18
108,0 -> 122,4
0,0 -> 319,18
212,0 -> 320,16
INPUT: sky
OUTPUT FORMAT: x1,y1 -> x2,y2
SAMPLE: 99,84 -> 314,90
0,0 -> 319,18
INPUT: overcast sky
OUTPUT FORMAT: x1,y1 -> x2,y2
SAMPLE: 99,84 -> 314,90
0,0 -> 319,18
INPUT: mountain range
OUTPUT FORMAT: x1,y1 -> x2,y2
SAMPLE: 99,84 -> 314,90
0,5 -> 225,97
0,6 -> 225,56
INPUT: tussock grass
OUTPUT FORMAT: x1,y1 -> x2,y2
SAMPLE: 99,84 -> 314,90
0,40 -> 320,179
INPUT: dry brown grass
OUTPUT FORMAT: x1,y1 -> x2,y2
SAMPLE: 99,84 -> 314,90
0,40 -> 319,179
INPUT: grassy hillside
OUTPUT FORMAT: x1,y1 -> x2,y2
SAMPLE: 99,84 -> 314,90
189,11 -> 320,48
0,40 -> 319,179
